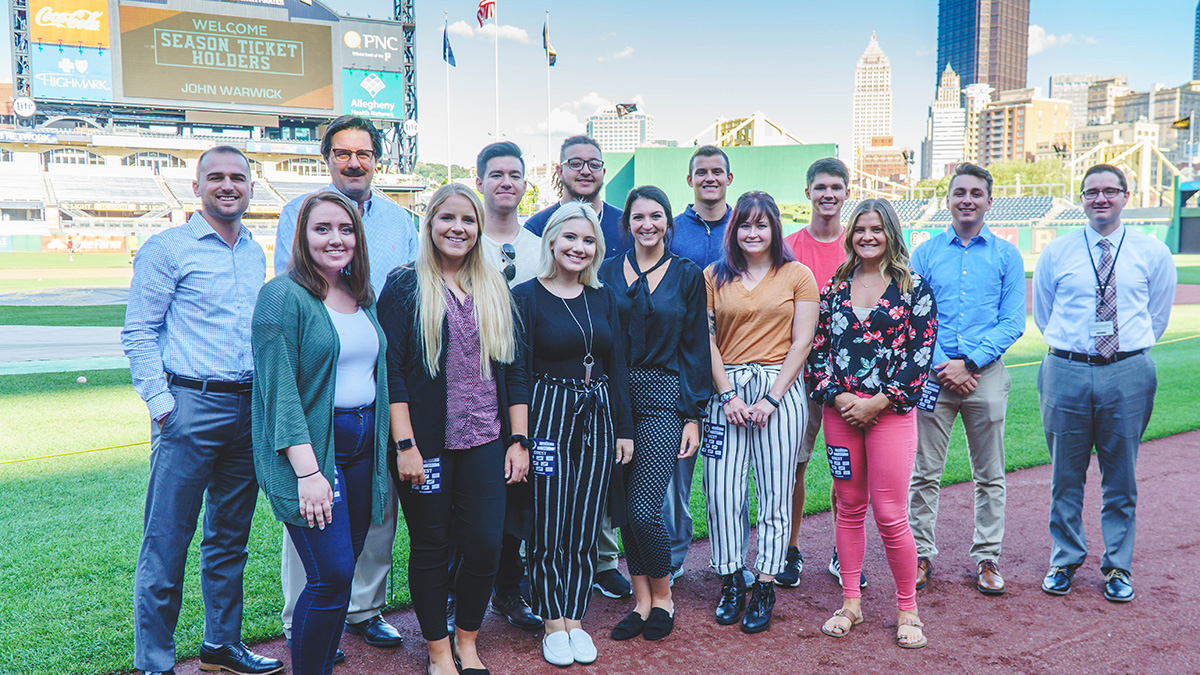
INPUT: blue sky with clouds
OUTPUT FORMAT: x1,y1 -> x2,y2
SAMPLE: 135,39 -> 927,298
5,0 -> 1196,167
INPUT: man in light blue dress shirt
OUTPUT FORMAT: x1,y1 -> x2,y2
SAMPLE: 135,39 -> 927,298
122,146 -> 282,675
1033,164 -> 1176,602
274,116 -> 417,650
908,163 -> 1026,597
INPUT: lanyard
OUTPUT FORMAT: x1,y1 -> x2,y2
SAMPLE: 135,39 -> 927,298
1084,228 -> 1126,297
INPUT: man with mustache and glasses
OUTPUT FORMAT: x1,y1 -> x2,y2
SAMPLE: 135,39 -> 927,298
524,134 -> 631,259
274,115 -> 418,656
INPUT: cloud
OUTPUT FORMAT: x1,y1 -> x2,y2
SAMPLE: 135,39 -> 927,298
1028,24 -> 1098,55
477,23 -> 530,44
598,46 -> 635,62
447,20 -> 473,38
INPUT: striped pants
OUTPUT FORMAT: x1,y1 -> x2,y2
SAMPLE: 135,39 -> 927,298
703,363 -> 806,577
528,374 -> 615,621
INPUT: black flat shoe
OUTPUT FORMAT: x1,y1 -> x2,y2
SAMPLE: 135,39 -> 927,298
610,611 -> 646,640
714,572 -> 747,625
642,607 -> 675,641
450,639 -> 490,675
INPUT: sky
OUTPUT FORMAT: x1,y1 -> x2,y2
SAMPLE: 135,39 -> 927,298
4,0 -> 1197,169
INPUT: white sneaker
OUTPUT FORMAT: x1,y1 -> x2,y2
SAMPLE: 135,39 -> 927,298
567,628 -> 597,664
542,630 -> 573,667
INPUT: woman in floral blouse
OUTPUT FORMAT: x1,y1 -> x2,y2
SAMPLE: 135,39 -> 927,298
807,198 -> 937,650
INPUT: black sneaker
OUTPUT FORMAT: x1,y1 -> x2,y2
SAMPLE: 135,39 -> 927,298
774,546 -> 803,588
828,549 -> 867,588
592,569 -> 632,598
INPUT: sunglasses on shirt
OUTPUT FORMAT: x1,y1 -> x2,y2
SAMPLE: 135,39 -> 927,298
500,243 -> 517,282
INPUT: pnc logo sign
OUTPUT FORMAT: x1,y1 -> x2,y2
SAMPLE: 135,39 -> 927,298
343,28 -> 400,62
34,6 -> 103,31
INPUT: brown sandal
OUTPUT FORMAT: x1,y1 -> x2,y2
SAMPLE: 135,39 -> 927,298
896,615 -> 927,649
821,607 -> 864,638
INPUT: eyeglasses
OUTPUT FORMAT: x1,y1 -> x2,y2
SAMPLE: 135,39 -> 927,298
330,149 -> 376,163
500,243 -> 516,282
563,158 -> 604,172
1080,187 -> 1125,200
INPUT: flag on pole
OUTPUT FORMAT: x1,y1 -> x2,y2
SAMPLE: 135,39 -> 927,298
1173,115 -> 1191,130
477,0 -> 495,27
615,103 -> 638,117
543,19 -> 556,66
443,20 -> 456,66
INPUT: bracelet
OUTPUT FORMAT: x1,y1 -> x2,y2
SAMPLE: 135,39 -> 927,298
719,390 -> 738,405
296,469 -> 321,479
763,393 -> 781,408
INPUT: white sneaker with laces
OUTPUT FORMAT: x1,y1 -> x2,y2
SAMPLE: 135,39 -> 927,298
568,628 -> 597,664
542,630 -> 573,667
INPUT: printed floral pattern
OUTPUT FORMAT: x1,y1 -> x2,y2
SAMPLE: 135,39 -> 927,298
807,273 -> 938,414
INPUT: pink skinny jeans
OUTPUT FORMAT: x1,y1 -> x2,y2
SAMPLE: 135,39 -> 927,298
823,402 -> 918,611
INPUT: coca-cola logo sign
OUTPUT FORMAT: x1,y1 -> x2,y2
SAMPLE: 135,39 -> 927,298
35,6 -> 104,32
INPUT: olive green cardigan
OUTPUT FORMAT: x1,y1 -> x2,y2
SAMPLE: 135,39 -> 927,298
251,275 -> 390,528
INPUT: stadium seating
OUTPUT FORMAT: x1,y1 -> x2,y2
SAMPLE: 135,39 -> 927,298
984,196 -> 1053,222
49,171 -> 170,207
270,181 -> 330,203
0,171 -> 48,205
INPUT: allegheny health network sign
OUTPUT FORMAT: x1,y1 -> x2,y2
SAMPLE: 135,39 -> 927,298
341,68 -> 404,120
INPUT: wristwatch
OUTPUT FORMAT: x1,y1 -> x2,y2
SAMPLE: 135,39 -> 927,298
963,358 -> 980,373
719,390 -> 738,405
507,434 -> 533,450
393,437 -> 416,451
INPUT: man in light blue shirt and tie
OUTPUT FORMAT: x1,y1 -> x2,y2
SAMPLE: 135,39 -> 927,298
123,146 -> 282,675
274,115 -> 418,651
908,163 -> 1026,597
1033,163 -> 1175,602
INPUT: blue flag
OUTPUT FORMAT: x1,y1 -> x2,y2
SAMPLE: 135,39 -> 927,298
443,22 -> 456,67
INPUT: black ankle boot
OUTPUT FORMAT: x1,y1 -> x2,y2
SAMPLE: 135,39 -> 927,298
740,580 -> 776,633
714,572 -> 747,625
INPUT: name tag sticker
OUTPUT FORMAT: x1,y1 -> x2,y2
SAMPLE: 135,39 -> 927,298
700,422 -> 725,460
413,456 -> 442,494
531,438 -> 557,478
1089,321 -> 1115,337
827,445 -> 852,480
917,378 -> 941,412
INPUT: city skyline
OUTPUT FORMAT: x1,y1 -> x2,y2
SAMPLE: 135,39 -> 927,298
1,0 -> 1195,168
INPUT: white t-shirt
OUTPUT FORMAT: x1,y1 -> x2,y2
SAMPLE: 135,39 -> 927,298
481,227 -> 542,287
325,305 -> 379,409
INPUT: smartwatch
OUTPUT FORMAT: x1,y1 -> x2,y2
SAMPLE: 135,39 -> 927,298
963,358 -> 980,373
393,437 -> 416,451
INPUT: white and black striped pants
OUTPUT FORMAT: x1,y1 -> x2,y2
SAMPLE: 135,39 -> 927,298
528,373 -> 615,621
703,363 -> 807,577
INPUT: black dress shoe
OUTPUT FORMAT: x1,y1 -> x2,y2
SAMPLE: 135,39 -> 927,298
642,607 -> 675,641
740,580 -> 776,634
1041,565 -> 1076,596
198,642 -> 284,675
1104,568 -> 1135,602
333,648 -> 346,665
714,572 -> 747,625
491,593 -> 545,631
345,615 -> 403,649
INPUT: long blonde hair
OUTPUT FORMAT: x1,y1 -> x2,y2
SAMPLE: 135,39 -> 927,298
416,184 -> 516,377
832,198 -> 913,293
535,201 -> 605,289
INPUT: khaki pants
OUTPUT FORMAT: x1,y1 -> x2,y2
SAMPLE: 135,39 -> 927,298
908,360 -> 1010,564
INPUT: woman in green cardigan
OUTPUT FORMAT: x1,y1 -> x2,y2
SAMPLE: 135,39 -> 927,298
252,191 -> 390,675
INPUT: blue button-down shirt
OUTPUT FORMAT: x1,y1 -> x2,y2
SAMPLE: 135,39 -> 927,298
671,203 -> 730,270
121,211 -> 266,419
910,224 -> 1026,367
274,184 -> 419,295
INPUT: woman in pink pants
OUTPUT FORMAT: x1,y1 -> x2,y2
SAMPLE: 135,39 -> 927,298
807,199 -> 938,649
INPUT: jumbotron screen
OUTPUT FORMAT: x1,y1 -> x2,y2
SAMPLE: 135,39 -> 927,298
26,0 -> 407,119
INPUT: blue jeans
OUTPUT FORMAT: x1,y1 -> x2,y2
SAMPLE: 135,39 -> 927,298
287,405 -> 376,675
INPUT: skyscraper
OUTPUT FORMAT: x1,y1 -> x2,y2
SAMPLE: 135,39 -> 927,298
852,32 -> 892,166
586,106 -> 654,153
937,0 -> 1030,94
922,64 -> 967,180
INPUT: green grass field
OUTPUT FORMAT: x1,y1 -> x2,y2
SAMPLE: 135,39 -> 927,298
0,252 -> 133,269
0,305 -> 127,326
2,305 -> 1199,675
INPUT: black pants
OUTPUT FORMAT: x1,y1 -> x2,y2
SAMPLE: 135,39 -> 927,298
395,439 -> 505,641
622,368 -> 684,578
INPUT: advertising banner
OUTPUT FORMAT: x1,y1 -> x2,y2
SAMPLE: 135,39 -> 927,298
119,5 -> 333,110
990,227 -> 1019,247
341,68 -> 404,120
43,235 -> 127,253
31,46 -> 113,101
339,20 -> 406,72
905,228 -> 938,251
0,236 -> 12,254
29,0 -> 110,49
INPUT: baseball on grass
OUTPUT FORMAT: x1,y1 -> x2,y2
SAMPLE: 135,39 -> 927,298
76,376 -> 87,384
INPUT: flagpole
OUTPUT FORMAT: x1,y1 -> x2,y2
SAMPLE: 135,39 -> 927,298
493,2 -> 500,139
545,10 -> 552,194
446,13 -> 451,185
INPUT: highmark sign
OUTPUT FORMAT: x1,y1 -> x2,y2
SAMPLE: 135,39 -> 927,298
341,68 -> 404,120
31,46 -> 113,101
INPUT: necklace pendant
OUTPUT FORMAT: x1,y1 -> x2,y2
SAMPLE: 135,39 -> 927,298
583,354 -> 594,386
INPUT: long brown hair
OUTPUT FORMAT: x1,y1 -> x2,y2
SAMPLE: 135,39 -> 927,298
288,191 -> 374,306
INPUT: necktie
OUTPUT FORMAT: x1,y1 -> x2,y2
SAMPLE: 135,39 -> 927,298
1094,238 -> 1119,359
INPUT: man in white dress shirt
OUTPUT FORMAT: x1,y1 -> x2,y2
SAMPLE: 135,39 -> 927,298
1033,163 -> 1176,603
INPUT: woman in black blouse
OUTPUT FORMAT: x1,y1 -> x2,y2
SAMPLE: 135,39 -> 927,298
511,202 -> 635,667
599,186 -> 710,642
